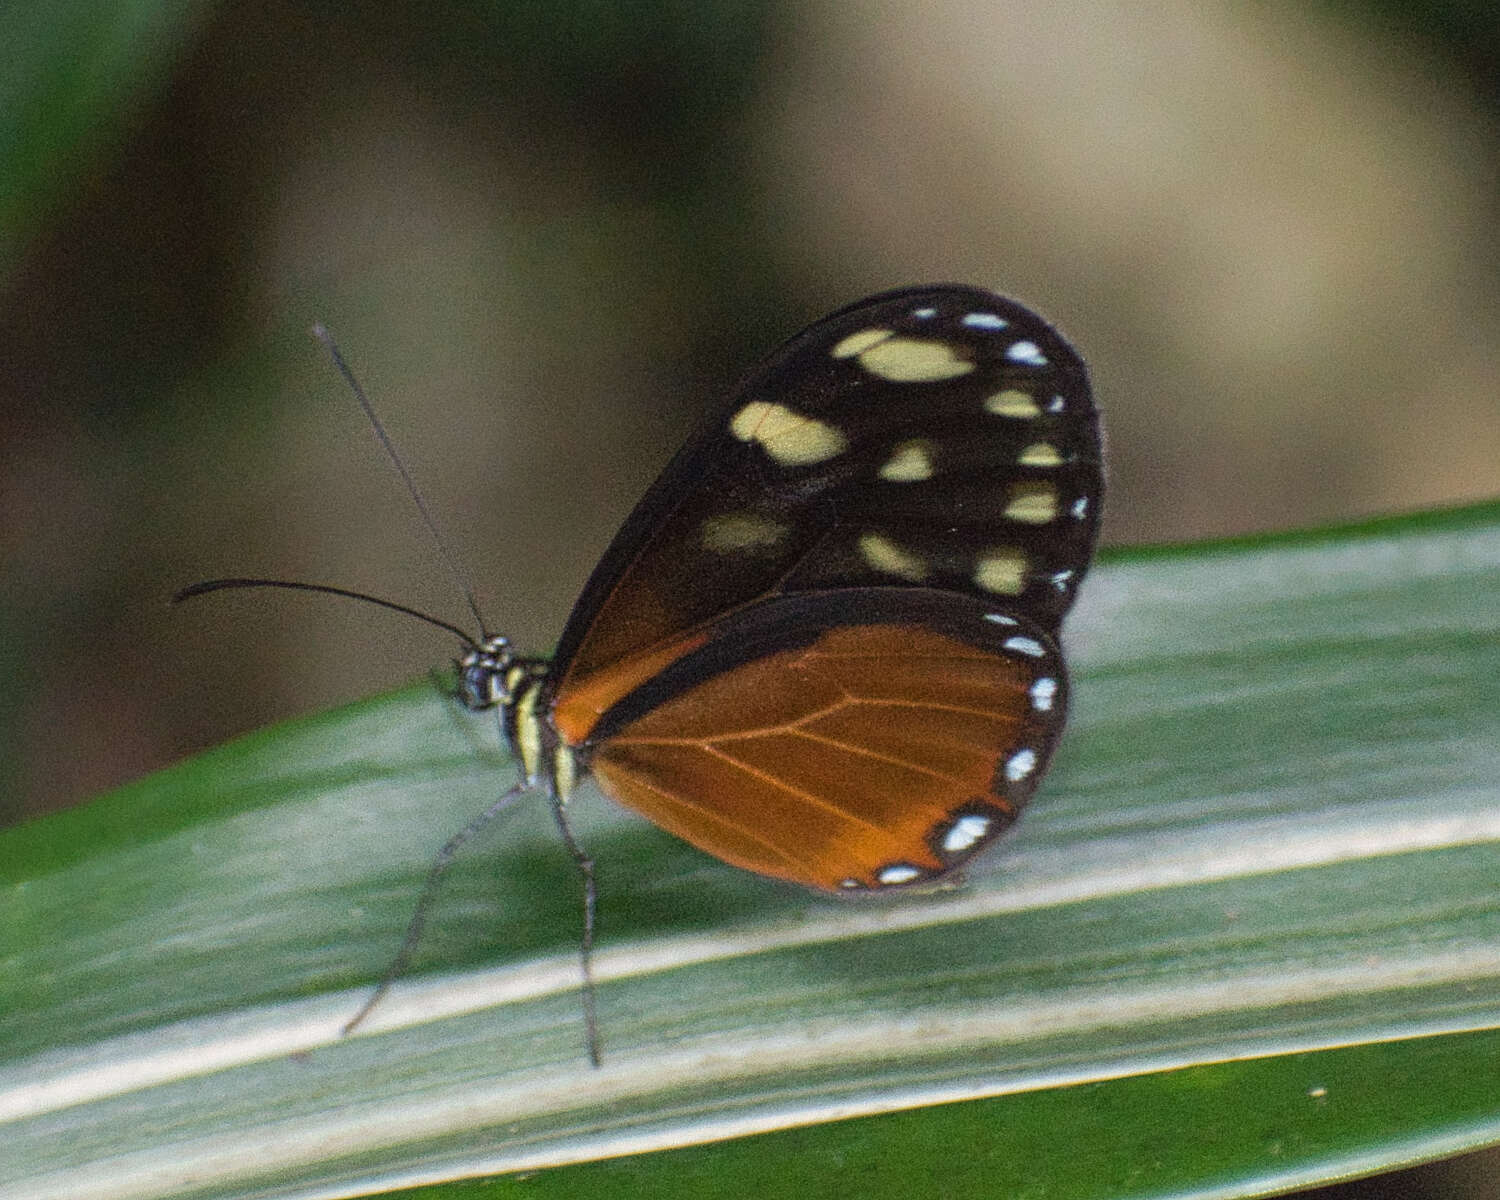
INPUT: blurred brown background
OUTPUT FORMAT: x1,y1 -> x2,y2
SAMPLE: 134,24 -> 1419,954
6,0 -> 1499,825
2,2 -> 1498,1195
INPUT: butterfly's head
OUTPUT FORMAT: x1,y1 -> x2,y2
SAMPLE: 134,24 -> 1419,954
456,634 -> 516,710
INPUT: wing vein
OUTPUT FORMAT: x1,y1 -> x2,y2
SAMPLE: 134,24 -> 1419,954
608,766 -> 826,878
699,744 -> 896,839
614,694 -> 1020,751
782,726 -> 967,785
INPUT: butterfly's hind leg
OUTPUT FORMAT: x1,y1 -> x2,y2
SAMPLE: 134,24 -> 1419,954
548,784 -> 602,1067
342,780 -> 530,1036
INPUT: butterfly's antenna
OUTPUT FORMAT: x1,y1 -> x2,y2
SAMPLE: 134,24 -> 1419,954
311,323 -> 490,640
173,578 -> 478,647
343,779 -> 530,1038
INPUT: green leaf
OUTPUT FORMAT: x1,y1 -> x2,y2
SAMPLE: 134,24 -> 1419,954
4,502 -> 1499,1199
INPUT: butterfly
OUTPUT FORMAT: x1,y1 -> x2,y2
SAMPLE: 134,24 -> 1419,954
464,281 -> 1101,894
181,283 -> 1102,1062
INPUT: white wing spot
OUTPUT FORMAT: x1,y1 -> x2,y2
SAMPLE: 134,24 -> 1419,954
831,327 -> 894,359
973,549 -> 1028,595
984,389 -> 1041,418
1029,677 -> 1058,712
1050,569 -> 1076,592
1006,340 -> 1048,366
961,312 -> 1008,330
1047,395 -> 1066,413
984,612 -> 1019,625
859,532 -> 928,581
1071,496 -> 1089,519
878,439 -> 935,482
1018,442 -> 1063,467
942,814 -> 991,854
839,878 -> 863,890
1004,483 -> 1058,524
911,307 -> 937,319
1003,636 -> 1047,658
1005,748 -> 1038,782
730,400 -> 848,466
857,337 -> 974,382
878,863 -> 922,886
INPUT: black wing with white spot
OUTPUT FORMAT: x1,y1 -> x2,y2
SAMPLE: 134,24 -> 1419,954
549,284 -> 1102,699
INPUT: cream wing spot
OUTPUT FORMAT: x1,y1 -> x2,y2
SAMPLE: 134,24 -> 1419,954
1004,482 -> 1059,524
729,400 -> 774,441
985,389 -> 1041,418
857,337 -> 974,382
831,327 -> 895,359
1018,442 -> 1063,467
730,400 -> 848,467
878,439 -> 936,482
858,532 -> 929,581
877,863 -> 922,886
701,512 -> 789,552
973,548 -> 1028,595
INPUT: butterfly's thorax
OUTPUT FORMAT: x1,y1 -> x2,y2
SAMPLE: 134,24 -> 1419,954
500,661 -> 553,786
459,641 -> 583,803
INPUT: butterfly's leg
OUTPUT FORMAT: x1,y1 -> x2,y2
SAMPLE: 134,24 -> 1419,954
549,790 -> 601,1067
343,781 -> 529,1035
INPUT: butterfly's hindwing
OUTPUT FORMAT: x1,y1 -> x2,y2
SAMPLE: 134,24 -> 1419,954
585,588 -> 1067,892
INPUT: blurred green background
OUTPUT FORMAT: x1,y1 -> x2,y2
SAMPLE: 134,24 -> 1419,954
1,2 -> 1497,1194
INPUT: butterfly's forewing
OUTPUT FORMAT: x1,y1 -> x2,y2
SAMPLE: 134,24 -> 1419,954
548,284 -> 1101,746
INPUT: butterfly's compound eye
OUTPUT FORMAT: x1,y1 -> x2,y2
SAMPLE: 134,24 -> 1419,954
457,635 -> 513,710
457,659 -> 494,709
